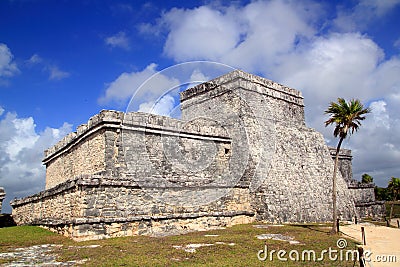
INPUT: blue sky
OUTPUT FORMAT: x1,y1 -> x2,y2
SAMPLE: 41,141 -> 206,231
1,0 -> 400,212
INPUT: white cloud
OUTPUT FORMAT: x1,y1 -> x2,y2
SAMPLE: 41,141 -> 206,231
138,94 -> 176,116
189,69 -> 209,82
4,116 -> 39,160
369,100 -> 390,129
0,43 -> 19,78
276,33 -> 384,108
345,99 -> 400,186
105,31 -> 130,50
395,38 -> 400,49
157,1 -> 320,73
181,69 -> 211,90
0,109 -> 72,213
48,65 -> 70,81
372,55 -> 400,93
334,0 -> 400,32
162,6 -> 242,61
26,54 -> 43,65
24,54 -> 69,81
221,0 -> 319,73
98,63 -> 180,108
362,0 -> 400,16
99,63 -> 158,105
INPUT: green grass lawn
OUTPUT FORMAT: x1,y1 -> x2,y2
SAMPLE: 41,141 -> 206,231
0,223 -> 360,266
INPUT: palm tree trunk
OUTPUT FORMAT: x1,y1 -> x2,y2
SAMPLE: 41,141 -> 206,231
331,137 -> 344,234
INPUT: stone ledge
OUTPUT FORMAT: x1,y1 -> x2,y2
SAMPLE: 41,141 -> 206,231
355,200 -> 385,207
180,70 -> 303,106
44,110 -> 123,159
123,113 -> 230,138
328,147 -> 352,159
26,210 -> 255,226
42,214 -> 256,241
348,183 -> 375,189
10,175 -> 249,207
10,175 -> 135,207
121,123 -> 231,142
11,179 -> 78,207
44,111 -> 231,165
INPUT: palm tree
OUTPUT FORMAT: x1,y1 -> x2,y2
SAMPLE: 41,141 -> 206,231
388,177 -> 400,220
325,98 -> 371,234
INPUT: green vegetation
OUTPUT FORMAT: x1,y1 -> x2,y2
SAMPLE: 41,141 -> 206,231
375,186 -> 390,201
361,173 -> 373,184
374,177 -> 400,202
0,225 -> 71,249
388,177 -> 400,219
386,202 -> 400,219
0,223 -> 360,266
324,98 -> 371,234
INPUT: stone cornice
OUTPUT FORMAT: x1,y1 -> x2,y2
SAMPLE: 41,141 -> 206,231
10,176 -> 247,207
43,110 -> 231,165
25,210 -> 255,226
180,70 -> 304,106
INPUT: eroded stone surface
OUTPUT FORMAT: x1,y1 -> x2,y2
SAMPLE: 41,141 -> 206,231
0,244 -> 88,266
173,242 -> 235,253
256,233 -> 294,241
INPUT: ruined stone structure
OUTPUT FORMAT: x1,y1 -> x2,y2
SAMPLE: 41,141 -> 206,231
11,70 -> 383,240
329,148 -> 385,218
0,187 -> 5,213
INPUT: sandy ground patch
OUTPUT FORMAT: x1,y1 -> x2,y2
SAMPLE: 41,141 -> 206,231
340,223 -> 400,267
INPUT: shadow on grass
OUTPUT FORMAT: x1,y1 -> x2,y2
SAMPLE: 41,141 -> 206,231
288,223 -> 332,235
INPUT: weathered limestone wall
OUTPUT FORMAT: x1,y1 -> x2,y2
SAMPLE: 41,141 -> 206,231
349,185 -> 385,218
253,126 -> 355,222
356,200 -> 386,219
350,185 -> 376,203
0,187 -> 5,213
329,148 -> 353,183
43,110 -> 125,189
43,110 -> 233,189
181,70 -> 356,222
329,148 -> 385,219
12,176 -> 254,241
121,112 -> 232,191
45,133 -> 106,189
180,70 -> 305,126
12,180 -> 84,224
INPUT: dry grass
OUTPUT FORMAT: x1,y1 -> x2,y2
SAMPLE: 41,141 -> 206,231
0,223 -> 360,266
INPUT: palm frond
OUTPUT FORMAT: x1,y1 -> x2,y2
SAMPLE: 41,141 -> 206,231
324,98 -> 370,139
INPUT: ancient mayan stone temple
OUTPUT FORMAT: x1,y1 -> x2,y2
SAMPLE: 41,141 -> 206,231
11,70 -> 384,240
